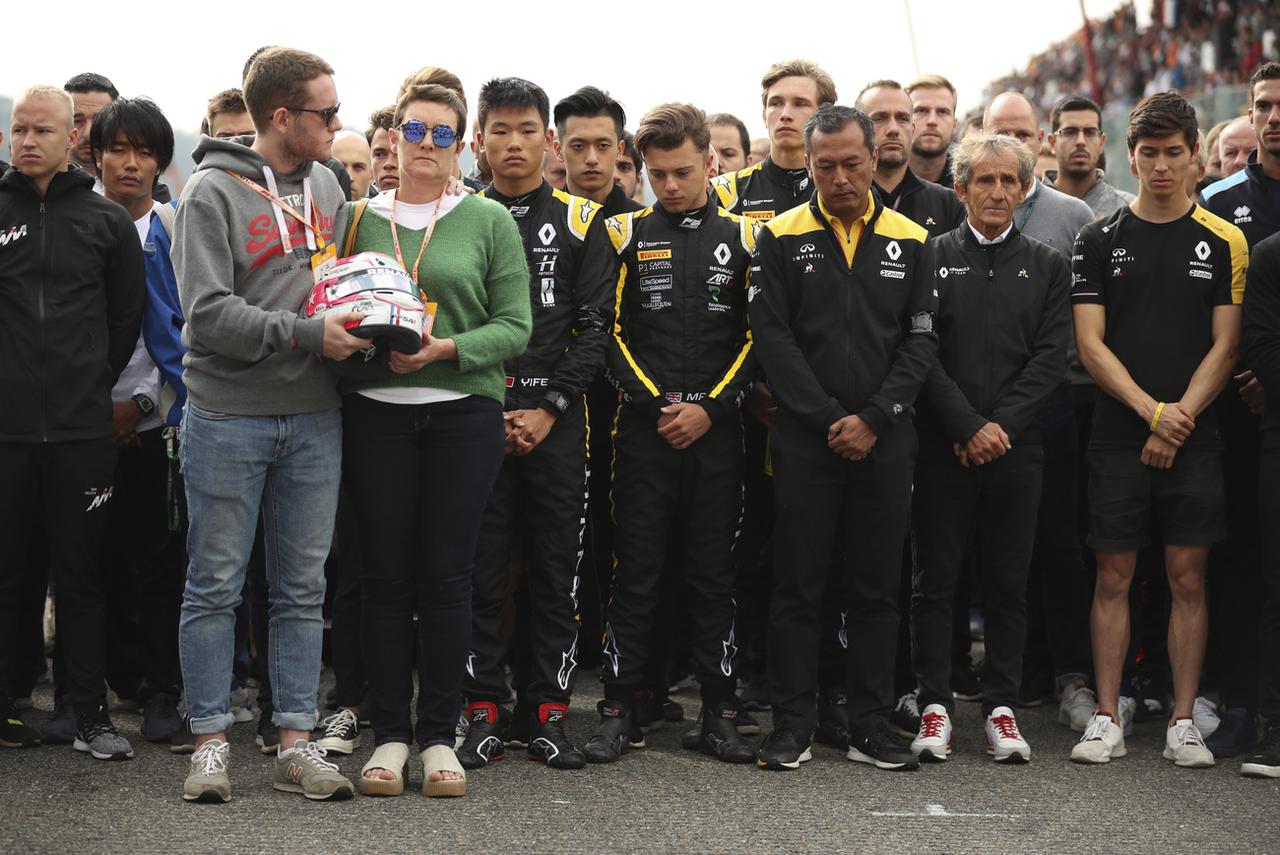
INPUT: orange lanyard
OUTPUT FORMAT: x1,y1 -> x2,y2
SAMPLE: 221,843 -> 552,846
224,167 -> 327,255
388,190 -> 443,294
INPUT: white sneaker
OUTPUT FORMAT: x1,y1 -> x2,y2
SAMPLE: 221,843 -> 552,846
1118,695 -> 1136,736
1192,697 -> 1220,738
1058,684 -> 1097,733
984,706 -> 1030,763
911,703 -> 952,762
1163,718 -> 1215,768
1071,713 -> 1126,764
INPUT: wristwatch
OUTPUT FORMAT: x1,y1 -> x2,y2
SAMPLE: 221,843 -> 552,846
540,390 -> 570,416
132,393 -> 156,416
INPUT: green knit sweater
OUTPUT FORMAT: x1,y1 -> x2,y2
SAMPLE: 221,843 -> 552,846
340,194 -> 531,403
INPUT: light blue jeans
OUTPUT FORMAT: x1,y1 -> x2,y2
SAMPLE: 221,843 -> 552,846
178,403 -> 341,735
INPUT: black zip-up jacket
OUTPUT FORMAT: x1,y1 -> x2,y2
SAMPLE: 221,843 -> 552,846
918,224 -> 1071,446
1243,232 -> 1280,447
1202,152 -> 1280,250
601,182 -> 643,219
749,191 -> 937,434
605,195 -> 756,422
874,167 -> 966,240
0,166 -> 144,443
712,155 -> 813,221
478,182 -> 614,412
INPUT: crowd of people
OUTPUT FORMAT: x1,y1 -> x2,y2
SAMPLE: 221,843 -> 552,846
984,0 -> 1279,121
3,42 -> 1280,806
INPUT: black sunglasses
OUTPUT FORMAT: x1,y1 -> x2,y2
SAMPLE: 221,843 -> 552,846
291,103 -> 341,127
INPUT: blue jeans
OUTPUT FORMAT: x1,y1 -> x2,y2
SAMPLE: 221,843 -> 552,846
178,403 -> 341,735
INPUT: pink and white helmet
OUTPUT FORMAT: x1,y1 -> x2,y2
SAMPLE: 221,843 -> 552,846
304,252 -> 425,375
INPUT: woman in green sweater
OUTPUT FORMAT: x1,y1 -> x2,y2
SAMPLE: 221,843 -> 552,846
339,80 -> 531,798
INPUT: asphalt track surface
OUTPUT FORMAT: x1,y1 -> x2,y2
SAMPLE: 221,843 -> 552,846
3,673 -> 1278,854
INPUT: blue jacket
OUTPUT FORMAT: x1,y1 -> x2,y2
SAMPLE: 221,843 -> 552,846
142,202 -> 188,426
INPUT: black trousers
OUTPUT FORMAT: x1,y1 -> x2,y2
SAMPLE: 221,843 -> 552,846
734,414 -> 775,681
1257,445 -> 1280,721
768,414 -> 916,738
602,405 -> 742,703
342,394 -> 504,749
1023,384 -> 1093,688
325,489 -> 365,709
912,439 -> 1044,714
104,427 -> 185,702
580,375 -> 617,670
468,405 -> 588,707
0,439 -> 116,715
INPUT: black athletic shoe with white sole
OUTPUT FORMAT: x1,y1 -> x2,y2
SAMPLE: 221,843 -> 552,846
1241,725 -> 1280,779
848,723 -> 920,771
757,727 -> 812,770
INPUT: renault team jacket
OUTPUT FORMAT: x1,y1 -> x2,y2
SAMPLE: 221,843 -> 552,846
604,196 -> 756,423
748,192 -> 937,434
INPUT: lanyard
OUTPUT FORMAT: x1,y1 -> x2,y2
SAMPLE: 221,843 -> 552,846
224,167 -> 324,256
388,190 -> 443,293
1016,183 -> 1040,232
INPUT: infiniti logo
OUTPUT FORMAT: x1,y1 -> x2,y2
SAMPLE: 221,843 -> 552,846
800,243 -> 816,252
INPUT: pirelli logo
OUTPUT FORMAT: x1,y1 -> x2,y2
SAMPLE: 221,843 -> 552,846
638,249 -> 672,261
742,210 -> 775,220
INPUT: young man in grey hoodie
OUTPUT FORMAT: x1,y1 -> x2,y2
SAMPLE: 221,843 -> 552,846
173,46 -> 366,803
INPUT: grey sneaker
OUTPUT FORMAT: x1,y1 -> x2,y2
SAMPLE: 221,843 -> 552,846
273,740 -> 355,801
183,739 -> 231,803
73,712 -> 134,761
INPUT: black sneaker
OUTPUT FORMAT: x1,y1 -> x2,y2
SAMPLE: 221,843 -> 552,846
141,694 -> 183,743
756,726 -> 812,771
952,666 -> 983,703
73,708 -> 134,761
889,691 -> 921,738
848,723 -> 920,771
697,702 -> 756,763
0,708 -> 40,748
1207,708 -> 1257,759
256,704 -> 280,755
42,699 -> 76,745
815,691 -> 851,747
315,708 -> 360,755
505,700 -> 531,748
456,701 -> 508,769
527,703 -> 586,770
583,699 -> 643,764
1241,724 -> 1280,778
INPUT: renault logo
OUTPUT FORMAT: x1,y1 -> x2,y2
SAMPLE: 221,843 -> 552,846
539,224 -> 556,245
714,243 -> 732,265
886,241 -> 901,261
1195,240 -> 1210,261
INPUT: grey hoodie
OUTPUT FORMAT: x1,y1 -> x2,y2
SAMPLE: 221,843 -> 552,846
173,136 -> 348,415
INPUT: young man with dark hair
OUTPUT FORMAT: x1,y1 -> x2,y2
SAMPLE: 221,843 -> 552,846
367,105 -> 398,192
64,72 -> 118,176
553,85 -> 635,217
588,102 -> 756,765
203,89 -> 253,140
905,74 -> 958,186
709,113 -> 750,175
0,85 -> 145,758
174,46 -> 364,802
615,130 -> 642,200
457,77 -> 613,771
1044,94 -> 1134,218
1070,91 -> 1247,768
88,96 -> 189,746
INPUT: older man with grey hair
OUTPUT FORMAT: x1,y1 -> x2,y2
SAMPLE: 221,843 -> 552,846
909,133 -> 1071,765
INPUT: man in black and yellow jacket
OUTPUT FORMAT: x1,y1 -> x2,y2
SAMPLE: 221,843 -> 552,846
586,104 -> 756,765
750,105 -> 936,773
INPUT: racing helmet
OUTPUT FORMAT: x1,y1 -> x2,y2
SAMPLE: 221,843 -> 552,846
304,252 -> 426,378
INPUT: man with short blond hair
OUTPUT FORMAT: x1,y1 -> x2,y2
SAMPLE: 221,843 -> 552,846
203,88 -> 253,139
905,74 -> 958,186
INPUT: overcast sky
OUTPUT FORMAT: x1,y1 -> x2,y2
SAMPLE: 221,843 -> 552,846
6,0 -> 1141,139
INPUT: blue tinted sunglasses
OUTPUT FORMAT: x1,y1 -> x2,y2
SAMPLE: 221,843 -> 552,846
398,120 -> 457,147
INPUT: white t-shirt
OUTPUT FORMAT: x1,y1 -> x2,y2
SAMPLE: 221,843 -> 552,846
358,189 -> 470,406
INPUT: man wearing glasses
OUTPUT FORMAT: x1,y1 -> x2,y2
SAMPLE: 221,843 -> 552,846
173,46 -> 366,803
1043,95 -> 1134,219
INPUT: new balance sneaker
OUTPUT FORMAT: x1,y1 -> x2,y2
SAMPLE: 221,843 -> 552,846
1205,708 -> 1256,759
1240,725 -> 1280,779
1070,713 -> 1126,764
583,699 -> 642,764
911,704 -> 952,762
890,691 -> 921,739
756,727 -> 812,771
527,703 -> 586,770
1057,683 -> 1097,733
255,706 -> 280,756
42,700 -> 76,745
985,706 -> 1031,763
815,691 -> 851,748
1192,696 -> 1220,739
456,701 -> 508,769
141,694 -> 183,744
848,723 -> 920,771
1163,718 -> 1214,768
73,709 -> 134,760
696,702 -> 755,764
273,740 -> 354,800
183,738 -> 231,803
316,708 -> 360,755
0,709 -> 40,748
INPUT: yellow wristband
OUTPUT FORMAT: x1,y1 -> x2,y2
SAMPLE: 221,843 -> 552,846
1150,402 -> 1166,432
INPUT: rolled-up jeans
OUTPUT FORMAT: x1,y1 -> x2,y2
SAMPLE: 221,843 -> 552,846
178,402 -> 341,735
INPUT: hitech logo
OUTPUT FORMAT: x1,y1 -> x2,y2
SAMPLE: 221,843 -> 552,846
83,486 -> 113,512
0,224 -> 29,247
